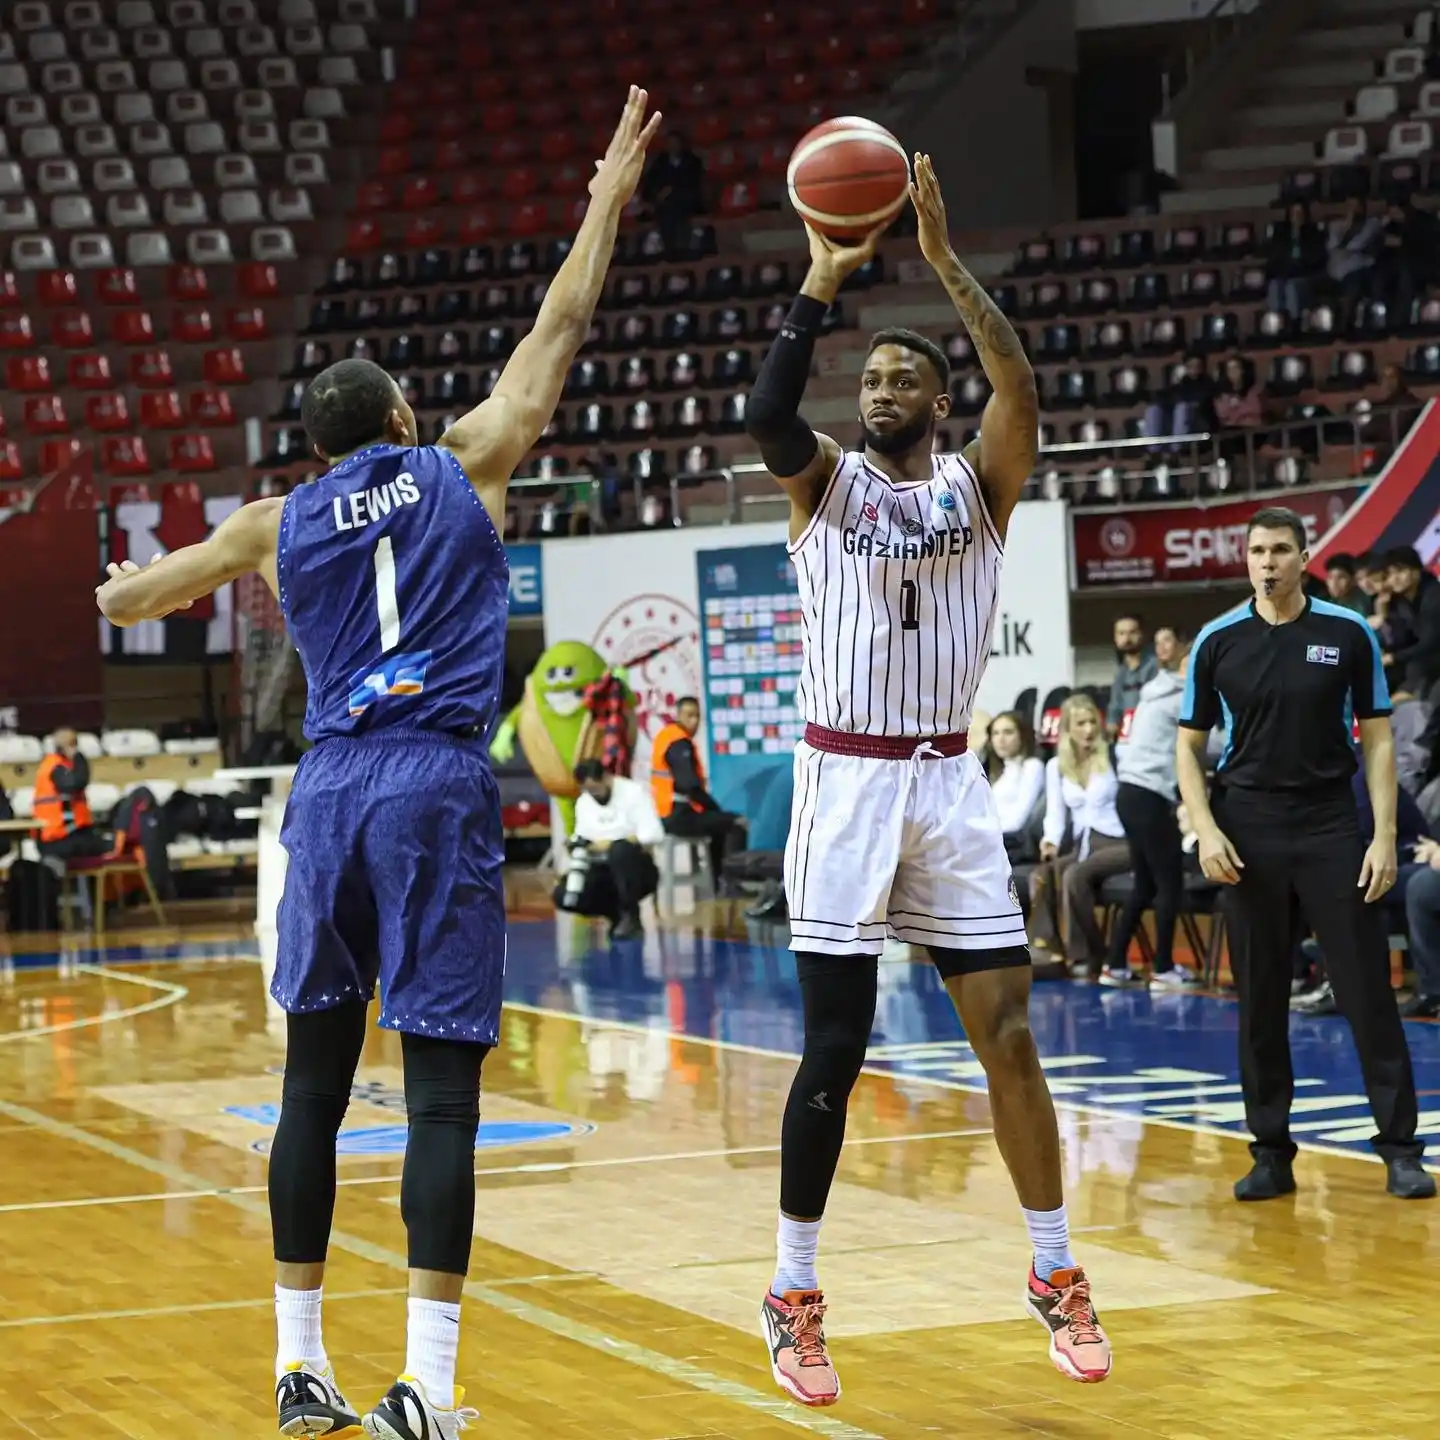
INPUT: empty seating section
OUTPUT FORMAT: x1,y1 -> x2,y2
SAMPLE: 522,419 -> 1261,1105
0,0 -> 384,488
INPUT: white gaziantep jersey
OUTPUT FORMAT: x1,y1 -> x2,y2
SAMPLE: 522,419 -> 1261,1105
790,450 -> 1004,736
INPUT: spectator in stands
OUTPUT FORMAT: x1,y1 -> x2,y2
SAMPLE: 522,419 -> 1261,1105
1102,638 -> 1197,990
1323,553 -> 1371,616
33,728 -> 112,860
555,759 -> 663,939
642,133 -> 706,261
1326,196 -> 1383,314
1377,198 -> 1437,317
982,711 -> 1045,860
1141,351 -> 1216,442
1213,356 -> 1268,460
1028,694 -> 1129,977
1106,613 -> 1157,738
1369,362 -> 1424,447
1356,551 -> 1389,612
1381,546 -> 1440,698
650,696 -> 744,891
1153,625 -> 1184,671
583,447 -> 624,528
1402,834 -> 1440,1017
1265,201 -> 1327,320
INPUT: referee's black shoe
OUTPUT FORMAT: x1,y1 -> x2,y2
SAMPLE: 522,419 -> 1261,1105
1234,1153 -> 1296,1201
1385,1156 -> 1437,1200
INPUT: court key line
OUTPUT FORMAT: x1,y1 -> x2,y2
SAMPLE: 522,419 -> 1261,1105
0,1095 -> 886,1440
0,1124 -> 994,1216
0,963 -> 188,1044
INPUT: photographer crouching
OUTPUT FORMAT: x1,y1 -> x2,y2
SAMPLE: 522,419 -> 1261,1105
554,760 -> 664,939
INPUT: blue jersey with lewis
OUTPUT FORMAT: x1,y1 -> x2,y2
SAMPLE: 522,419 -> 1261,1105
276,444 -> 509,741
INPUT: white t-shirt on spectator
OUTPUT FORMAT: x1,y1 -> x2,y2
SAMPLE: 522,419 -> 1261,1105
1041,758 -> 1124,859
573,776 -> 664,848
990,756 -> 1045,834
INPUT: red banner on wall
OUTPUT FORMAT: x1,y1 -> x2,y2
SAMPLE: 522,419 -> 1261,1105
1071,486 -> 1363,589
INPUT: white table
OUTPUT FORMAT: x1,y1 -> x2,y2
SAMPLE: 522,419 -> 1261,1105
213,764 -> 297,1008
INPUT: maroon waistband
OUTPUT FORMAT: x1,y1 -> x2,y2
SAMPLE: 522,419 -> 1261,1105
803,724 -> 969,760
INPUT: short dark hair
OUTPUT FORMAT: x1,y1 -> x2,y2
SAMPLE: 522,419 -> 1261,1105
1356,550 -> 1384,573
675,695 -> 700,711
1385,546 -> 1424,573
573,759 -> 607,784
867,327 -> 949,389
301,358 -> 400,459
1326,552 -> 1357,574
1116,612 -> 1145,628
1247,506 -> 1307,550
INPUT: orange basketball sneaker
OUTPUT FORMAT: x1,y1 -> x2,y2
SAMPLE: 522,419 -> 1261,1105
1025,1265 -> 1113,1383
759,1289 -> 841,1406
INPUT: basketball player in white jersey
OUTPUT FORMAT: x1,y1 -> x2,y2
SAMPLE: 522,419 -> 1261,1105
744,156 -> 1111,1405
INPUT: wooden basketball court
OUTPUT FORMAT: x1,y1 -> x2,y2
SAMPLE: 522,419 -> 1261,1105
0,898 -> 1434,1440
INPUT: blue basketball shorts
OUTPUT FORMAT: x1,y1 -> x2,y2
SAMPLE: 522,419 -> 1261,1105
271,731 -> 506,1046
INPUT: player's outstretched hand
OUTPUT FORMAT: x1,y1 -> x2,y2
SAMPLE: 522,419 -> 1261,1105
909,153 -> 953,269
804,222 -> 886,288
589,86 -> 663,207
95,552 -> 192,613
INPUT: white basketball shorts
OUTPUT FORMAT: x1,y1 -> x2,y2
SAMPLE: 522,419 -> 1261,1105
783,738 -> 1027,957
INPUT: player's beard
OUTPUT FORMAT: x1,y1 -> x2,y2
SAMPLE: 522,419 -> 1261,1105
861,411 -> 933,457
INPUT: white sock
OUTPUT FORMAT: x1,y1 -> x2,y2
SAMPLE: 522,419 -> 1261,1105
1021,1203 -> 1076,1282
275,1285 -> 327,1378
771,1214 -> 822,1296
405,1297 -> 461,1411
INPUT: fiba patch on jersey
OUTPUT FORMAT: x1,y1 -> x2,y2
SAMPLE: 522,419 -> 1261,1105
1305,645 -> 1340,666
347,648 -> 433,715
1008,876 -> 1020,909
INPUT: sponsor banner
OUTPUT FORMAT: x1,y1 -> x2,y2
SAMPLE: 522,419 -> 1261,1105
1309,399 -> 1440,572
1072,487 -> 1362,589
506,542 -> 544,618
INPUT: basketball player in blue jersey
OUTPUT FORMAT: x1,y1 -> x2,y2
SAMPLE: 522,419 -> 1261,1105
95,88 -> 661,1440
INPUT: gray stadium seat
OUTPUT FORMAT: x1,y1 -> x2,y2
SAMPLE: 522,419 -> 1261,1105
148,154 -> 191,190
184,121 -> 227,155
289,118 -> 329,151
251,225 -> 296,262
116,2 -> 158,26
302,87 -> 344,120
147,60 -> 190,92
186,227 -> 233,264
0,197 -> 39,231
14,3 -> 55,30
106,192 -> 153,227
256,56 -> 299,89
11,235 -> 59,269
128,121 -> 174,155
286,25 -> 325,56
126,230 -> 173,266
166,90 -> 209,124
236,25 -> 276,57
94,60 -> 137,92
27,31 -> 70,64
184,28 -> 225,60
162,188 -> 208,225
67,231 -> 113,267
239,121 -> 281,154
40,61 -> 81,92
284,151 -> 326,186
214,153 -> 257,187
219,0 -> 257,22
0,163 -> 24,197
279,0 -> 317,21
36,158 -> 80,193
234,89 -> 275,121
0,66 -> 30,97
327,23 -> 367,53
79,28 -> 121,61
7,95 -> 49,128
92,156 -> 137,191
199,59 -> 241,92
317,56 -> 359,87
132,27 -> 174,60
58,92 -> 101,125
64,1 -> 105,26
20,127 -> 64,161
114,91 -> 155,125
268,186 -> 312,222
219,188 -> 262,224
75,124 -> 118,157
169,0 -> 207,25
339,0 -> 377,20
51,194 -> 95,229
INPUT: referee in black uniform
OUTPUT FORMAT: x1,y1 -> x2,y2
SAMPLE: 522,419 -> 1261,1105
1177,506 -> 1433,1201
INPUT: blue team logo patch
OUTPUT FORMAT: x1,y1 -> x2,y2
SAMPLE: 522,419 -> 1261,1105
347,649 -> 433,716
936,491 -> 957,511
1305,645 -> 1341,666
224,1103 -> 593,1157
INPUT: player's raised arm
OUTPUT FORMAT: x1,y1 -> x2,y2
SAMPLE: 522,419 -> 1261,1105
911,154 -> 1038,539
745,223 -> 883,538
439,87 -> 661,520
95,496 -> 284,626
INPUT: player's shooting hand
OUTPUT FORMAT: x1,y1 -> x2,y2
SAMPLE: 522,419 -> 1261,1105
802,221 -> 886,298
95,552 -> 192,614
1358,835 -> 1398,903
909,153 -> 953,268
1198,826 -> 1244,885
589,86 -> 663,207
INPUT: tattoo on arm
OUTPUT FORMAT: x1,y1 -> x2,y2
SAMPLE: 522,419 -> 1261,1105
933,255 -> 1031,384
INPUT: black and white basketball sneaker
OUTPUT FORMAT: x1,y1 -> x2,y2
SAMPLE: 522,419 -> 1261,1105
276,1363 -> 362,1437
362,1377 -> 479,1440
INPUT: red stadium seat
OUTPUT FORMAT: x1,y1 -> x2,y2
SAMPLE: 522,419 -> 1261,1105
0,442 -> 22,481
576,92 -> 615,129
391,79 -> 426,110
491,134 -> 529,167
375,146 -> 410,178
102,436 -> 154,477
529,99 -> 567,132
777,71 -> 818,104
814,33 -> 857,66
434,108 -> 467,140
754,7 -> 787,39
228,305 -> 268,340
69,352 -> 113,388
741,112 -> 777,142
96,267 -> 139,306
38,438 -> 85,474
459,207 -> 496,244
549,162 -> 586,196
404,215 -> 444,249
345,218 -> 382,252
168,264 -> 211,300
402,176 -> 438,211
452,173 -> 493,206
538,129 -> 578,162
707,145 -> 743,181
481,102 -> 517,135
130,349 -> 175,388
434,139 -> 468,171
0,405 -> 6,437
378,112 -> 414,144
0,272 -> 19,308
719,181 -> 758,218
729,75 -> 769,108
238,262 -> 279,299
113,309 -> 158,346
0,314 -> 36,350
86,392 -> 132,431
170,433 -> 218,473
24,395 -> 69,435
189,388 -> 235,426
690,113 -> 731,147
37,271 -> 80,306
172,304 -> 215,343
869,32 -> 904,62
902,0 -> 939,24
832,67 -> 867,98
470,73 -> 506,105
139,390 -> 185,428
356,180 -> 392,213
203,346 -> 248,385
52,310 -> 97,348
501,167 -> 538,200
6,355 -> 51,390
511,200 -> 547,236
602,24 -> 639,54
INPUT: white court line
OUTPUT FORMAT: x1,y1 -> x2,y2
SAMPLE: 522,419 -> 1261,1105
0,1287 -> 406,1331
503,999 -> 1394,1167
0,1125 -> 994,1216
0,1095 -> 887,1440
0,963 -> 187,1044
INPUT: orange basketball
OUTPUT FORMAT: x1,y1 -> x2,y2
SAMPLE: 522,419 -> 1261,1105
786,117 -> 911,240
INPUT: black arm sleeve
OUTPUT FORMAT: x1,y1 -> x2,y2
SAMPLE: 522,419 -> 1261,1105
744,293 -> 828,479
52,753 -> 89,793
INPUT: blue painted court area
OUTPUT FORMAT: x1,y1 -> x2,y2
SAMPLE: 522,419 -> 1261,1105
16,921 -> 1440,1158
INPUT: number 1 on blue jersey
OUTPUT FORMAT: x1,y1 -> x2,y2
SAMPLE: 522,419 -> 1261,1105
374,536 -> 400,652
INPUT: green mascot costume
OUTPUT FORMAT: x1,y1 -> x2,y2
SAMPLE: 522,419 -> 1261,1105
488,640 -> 637,838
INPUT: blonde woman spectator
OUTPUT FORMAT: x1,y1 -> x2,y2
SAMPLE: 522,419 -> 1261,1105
1028,694 -> 1129,975
983,711 -> 1046,855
